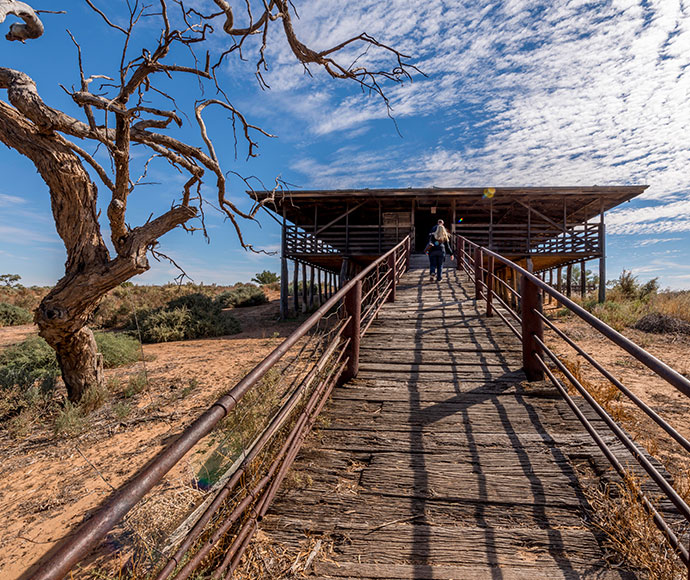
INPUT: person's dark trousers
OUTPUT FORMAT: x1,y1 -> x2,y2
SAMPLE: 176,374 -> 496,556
429,254 -> 444,280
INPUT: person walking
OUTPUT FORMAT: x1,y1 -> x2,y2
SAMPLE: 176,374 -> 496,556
425,219 -> 454,282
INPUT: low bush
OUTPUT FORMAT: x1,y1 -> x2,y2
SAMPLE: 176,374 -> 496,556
136,293 -> 241,343
0,334 -> 141,395
251,271 -> 279,285
54,401 -> 87,437
589,299 -> 648,331
0,302 -> 33,327
94,332 -> 140,368
0,336 -> 60,395
215,284 -> 267,308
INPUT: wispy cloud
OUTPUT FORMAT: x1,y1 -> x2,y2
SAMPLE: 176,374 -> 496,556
634,237 -> 682,246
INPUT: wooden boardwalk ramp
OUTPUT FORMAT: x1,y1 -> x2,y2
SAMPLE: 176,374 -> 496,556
261,255 -> 632,579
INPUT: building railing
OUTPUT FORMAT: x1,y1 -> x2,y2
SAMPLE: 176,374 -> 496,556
456,222 -> 601,256
454,234 -> 690,577
285,224 -> 411,255
25,237 -> 412,580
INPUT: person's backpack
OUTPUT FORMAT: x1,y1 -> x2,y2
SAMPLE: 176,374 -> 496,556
424,233 -> 441,254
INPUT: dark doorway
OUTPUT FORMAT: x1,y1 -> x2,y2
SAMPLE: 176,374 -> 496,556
415,210 -> 450,252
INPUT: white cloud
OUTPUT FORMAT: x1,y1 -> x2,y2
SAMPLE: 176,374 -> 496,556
251,0 -> 690,214
0,193 -> 25,207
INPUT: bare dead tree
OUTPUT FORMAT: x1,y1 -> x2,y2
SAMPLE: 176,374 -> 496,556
0,1 -> 414,402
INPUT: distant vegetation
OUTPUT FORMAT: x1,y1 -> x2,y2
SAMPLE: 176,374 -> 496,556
0,279 -> 269,331
251,270 -> 280,285
0,302 -> 33,327
556,270 -> 690,333
216,284 -> 268,308
136,293 -> 241,343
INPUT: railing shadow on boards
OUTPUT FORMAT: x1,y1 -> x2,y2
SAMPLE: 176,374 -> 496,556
453,234 -> 690,578
23,237 -> 412,580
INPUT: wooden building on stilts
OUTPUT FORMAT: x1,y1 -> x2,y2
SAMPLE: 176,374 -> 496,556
253,186 -> 648,318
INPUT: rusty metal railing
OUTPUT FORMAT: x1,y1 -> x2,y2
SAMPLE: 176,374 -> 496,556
454,234 -> 690,577
24,237 -> 411,580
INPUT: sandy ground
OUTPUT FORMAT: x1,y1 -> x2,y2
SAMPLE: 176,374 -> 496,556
0,295 -> 301,579
1,297 -> 688,578
547,316 -> 690,467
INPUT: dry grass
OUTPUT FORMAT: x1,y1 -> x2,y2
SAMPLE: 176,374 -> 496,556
559,357 -> 632,425
232,531 -> 332,580
653,291 -> 690,324
555,355 -> 689,576
587,470 -> 688,580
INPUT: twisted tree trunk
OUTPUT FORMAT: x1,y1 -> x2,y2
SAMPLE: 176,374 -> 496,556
0,95 -> 194,401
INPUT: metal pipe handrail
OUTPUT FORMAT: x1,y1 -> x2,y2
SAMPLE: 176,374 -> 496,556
456,235 -> 690,398
28,237 -> 410,580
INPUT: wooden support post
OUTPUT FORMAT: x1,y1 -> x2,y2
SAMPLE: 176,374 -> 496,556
342,279 -> 362,383
598,219 -> 606,303
280,213 -> 288,320
521,274 -> 544,381
317,269 -> 323,305
580,261 -> 586,298
387,252 -> 397,302
512,269 -> 519,310
378,202 -> 382,254
549,270 -> 553,305
345,203 -> 350,254
486,255 -> 494,317
339,257 -> 349,289
489,198 -> 494,250
301,263 -> 308,313
292,260 -> 299,315
557,267 -> 562,294
456,238 -> 462,270
566,264 -> 572,297
308,266 -> 315,309
474,247 -> 482,300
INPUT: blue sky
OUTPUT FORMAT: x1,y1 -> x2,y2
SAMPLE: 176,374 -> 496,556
1,0 -> 690,288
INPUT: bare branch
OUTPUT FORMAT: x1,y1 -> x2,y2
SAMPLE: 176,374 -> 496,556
84,0 -> 127,34
0,0 -> 44,42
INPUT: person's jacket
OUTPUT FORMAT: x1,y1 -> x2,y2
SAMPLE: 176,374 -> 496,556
426,233 -> 453,257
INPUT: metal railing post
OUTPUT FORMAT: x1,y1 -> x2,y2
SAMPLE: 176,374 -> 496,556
474,247 -> 482,300
521,274 -> 544,381
342,279 -> 362,383
387,251 -> 397,302
486,255 -> 494,317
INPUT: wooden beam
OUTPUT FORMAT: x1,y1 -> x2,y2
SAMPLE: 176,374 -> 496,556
517,199 -> 567,233
314,200 -> 368,235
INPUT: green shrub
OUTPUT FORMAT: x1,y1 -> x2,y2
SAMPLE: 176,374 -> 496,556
0,302 -> 33,327
251,271 -> 279,285
124,371 -> 148,398
136,293 -> 241,343
215,284 -> 267,308
0,334 -> 142,398
54,401 -> 86,437
79,381 -> 110,412
0,336 -> 60,394
94,332 -> 140,368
